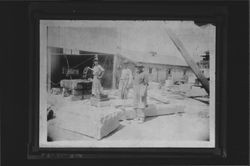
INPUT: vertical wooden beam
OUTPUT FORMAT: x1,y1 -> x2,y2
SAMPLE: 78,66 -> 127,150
46,26 -> 51,92
165,28 -> 210,94
112,54 -> 117,89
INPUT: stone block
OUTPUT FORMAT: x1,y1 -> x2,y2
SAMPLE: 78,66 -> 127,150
54,106 -> 121,140
90,97 -> 111,107
117,104 -> 185,120
144,104 -> 185,117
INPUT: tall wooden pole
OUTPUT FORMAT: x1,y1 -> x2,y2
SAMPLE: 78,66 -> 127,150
46,26 -> 51,92
112,54 -> 117,89
165,28 -> 210,94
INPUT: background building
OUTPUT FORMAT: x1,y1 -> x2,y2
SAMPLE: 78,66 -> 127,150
45,21 -> 215,91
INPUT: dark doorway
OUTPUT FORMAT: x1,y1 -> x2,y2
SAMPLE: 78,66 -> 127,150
50,50 -> 114,89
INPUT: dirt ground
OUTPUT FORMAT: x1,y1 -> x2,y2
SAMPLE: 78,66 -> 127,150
47,82 -> 210,146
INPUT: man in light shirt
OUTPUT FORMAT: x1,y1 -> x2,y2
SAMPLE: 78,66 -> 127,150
88,57 -> 105,98
133,63 -> 149,123
119,60 -> 133,99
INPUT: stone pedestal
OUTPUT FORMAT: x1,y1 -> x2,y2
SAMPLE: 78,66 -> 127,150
90,96 -> 111,107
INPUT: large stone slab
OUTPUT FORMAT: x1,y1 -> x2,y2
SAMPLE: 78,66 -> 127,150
117,104 -> 185,120
54,104 -> 121,140
144,104 -> 185,117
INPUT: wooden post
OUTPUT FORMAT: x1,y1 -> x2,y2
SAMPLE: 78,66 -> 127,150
46,26 -> 51,92
112,54 -> 117,89
165,28 -> 209,94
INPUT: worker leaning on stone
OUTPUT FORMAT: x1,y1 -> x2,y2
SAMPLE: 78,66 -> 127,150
88,57 -> 105,98
119,60 -> 133,99
133,63 -> 149,123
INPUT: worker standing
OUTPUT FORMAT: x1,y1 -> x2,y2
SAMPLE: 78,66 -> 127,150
88,56 -> 105,98
133,63 -> 149,123
119,60 -> 133,99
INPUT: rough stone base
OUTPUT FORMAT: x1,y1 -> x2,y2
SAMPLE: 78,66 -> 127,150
90,97 -> 111,107
53,106 -> 121,140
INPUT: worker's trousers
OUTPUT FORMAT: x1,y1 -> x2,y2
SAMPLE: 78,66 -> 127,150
133,84 -> 147,107
119,79 -> 130,99
92,76 -> 103,97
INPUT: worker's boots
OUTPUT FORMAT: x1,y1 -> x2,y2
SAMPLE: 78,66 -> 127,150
135,108 -> 145,124
137,117 -> 145,123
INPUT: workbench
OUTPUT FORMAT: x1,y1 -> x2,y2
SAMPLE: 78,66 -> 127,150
60,79 -> 92,97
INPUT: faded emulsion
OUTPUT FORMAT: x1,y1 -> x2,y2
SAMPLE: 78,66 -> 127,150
40,20 -> 215,148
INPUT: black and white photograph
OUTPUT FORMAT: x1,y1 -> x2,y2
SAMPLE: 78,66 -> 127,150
40,20 -> 216,148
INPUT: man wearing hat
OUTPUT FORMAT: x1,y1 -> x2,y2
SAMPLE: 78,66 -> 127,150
119,60 -> 133,99
87,56 -> 105,98
133,63 -> 149,123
